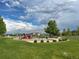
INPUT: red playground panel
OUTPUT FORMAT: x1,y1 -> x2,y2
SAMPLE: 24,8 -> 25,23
22,34 -> 32,39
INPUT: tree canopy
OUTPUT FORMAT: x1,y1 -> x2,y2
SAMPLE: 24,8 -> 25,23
0,16 -> 6,35
45,20 -> 59,37
76,26 -> 79,35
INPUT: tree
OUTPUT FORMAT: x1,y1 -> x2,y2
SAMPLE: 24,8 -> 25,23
76,26 -> 79,35
66,28 -> 72,36
0,16 -> 6,35
62,28 -> 66,36
62,28 -> 72,36
45,20 -> 59,37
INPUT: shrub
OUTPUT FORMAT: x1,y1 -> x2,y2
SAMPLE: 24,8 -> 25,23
41,40 -> 44,43
47,40 -> 49,43
34,40 -> 37,43
62,38 -> 68,41
59,39 -> 62,41
53,40 -> 56,42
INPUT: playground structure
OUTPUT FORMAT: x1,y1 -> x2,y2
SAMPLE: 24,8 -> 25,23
12,24 -> 68,43
5,23 -> 69,43
22,34 -> 32,39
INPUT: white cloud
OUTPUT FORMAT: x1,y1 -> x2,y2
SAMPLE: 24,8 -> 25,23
19,16 -> 25,19
3,18 -> 45,33
3,0 -> 77,15
12,0 -> 20,6
22,0 -> 76,23
2,0 -> 20,8
1,0 -> 79,33
5,3 -> 10,7
3,18 -> 33,31
19,14 -> 31,20
18,0 -> 78,31
68,0 -> 77,2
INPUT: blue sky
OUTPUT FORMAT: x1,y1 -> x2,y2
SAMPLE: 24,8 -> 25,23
0,0 -> 79,34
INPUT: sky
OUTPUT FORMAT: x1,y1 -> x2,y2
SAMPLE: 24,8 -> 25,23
0,0 -> 79,34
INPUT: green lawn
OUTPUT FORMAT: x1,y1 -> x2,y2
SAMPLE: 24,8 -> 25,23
0,37 -> 79,59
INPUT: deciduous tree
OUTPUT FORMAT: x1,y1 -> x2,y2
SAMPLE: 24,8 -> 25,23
45,20 -> 59,37
0,16 -> 6,35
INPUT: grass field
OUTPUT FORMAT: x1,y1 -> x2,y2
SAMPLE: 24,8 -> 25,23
0,37 -> 79,59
